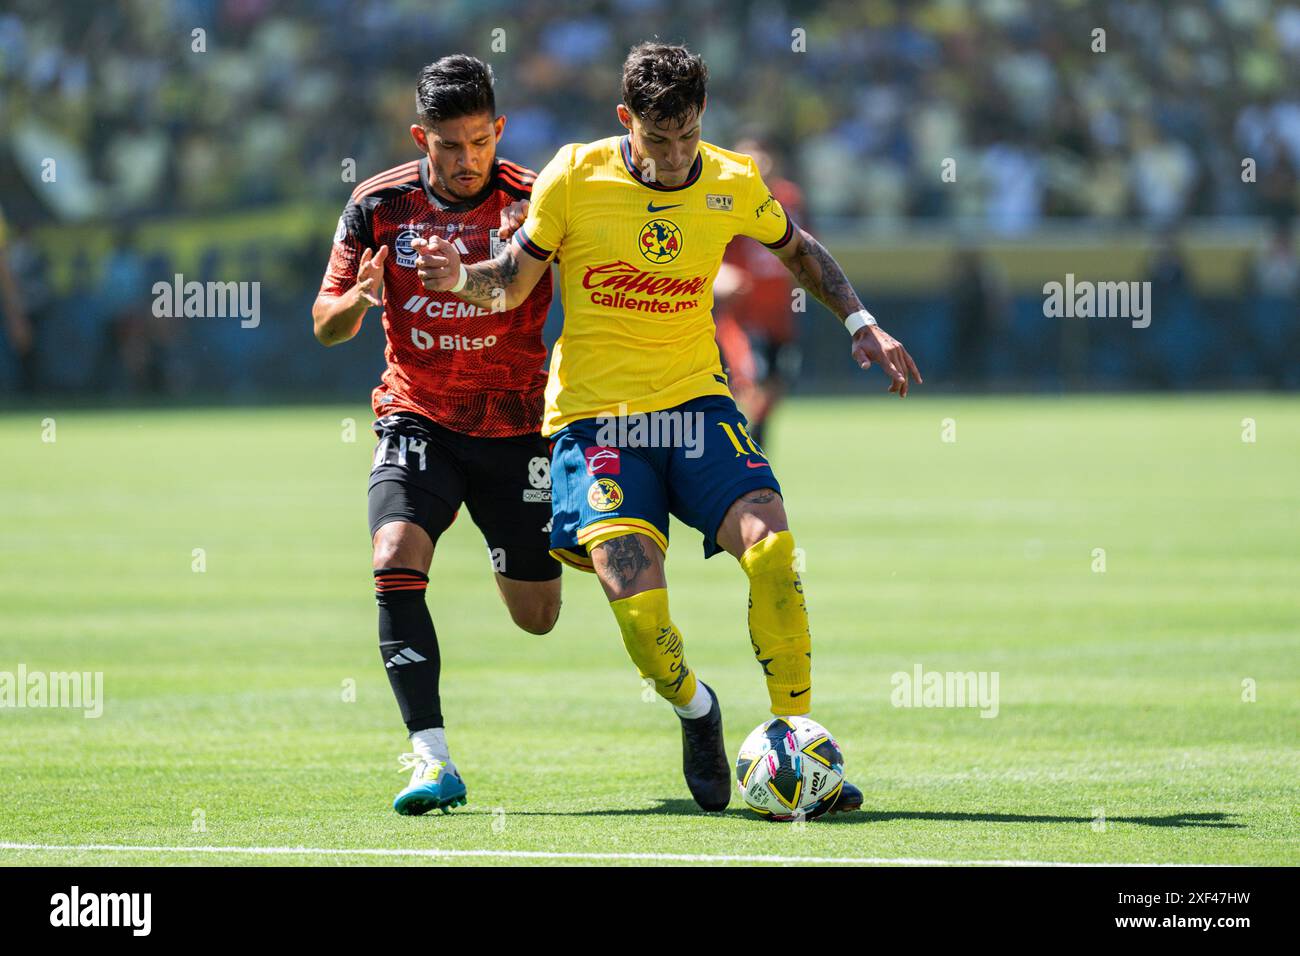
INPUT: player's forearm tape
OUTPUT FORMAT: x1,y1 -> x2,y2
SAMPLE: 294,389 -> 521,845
843,309 -> 877,335
450,264 -> 468,294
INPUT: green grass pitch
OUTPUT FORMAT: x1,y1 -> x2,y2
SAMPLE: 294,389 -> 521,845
1,395 -> 1296,866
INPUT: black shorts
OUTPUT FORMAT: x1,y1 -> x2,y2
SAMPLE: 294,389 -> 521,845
368,412 -> 560,582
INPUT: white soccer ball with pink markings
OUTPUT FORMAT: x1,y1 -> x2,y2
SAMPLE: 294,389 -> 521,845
735,716 -> 846,821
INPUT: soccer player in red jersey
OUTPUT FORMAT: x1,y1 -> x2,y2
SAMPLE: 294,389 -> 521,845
312,55 -> 560,815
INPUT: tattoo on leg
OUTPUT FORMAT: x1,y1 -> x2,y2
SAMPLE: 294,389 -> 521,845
603,535 -> 651,589
742,490 -> 777,504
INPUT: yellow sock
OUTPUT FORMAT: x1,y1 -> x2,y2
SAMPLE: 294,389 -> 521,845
740,530 -> 812,715
609,587 -> 698,707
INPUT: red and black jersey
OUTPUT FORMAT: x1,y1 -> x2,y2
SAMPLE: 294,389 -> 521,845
320,156 -> 553,437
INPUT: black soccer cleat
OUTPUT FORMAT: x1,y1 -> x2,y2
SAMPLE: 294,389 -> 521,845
678,682 -> 731,812
828,779 -> 863,814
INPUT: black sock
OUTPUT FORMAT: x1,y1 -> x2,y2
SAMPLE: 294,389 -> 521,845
375,568 -> 443,733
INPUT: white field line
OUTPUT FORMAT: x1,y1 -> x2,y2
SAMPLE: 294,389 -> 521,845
0,842 -> 1214,866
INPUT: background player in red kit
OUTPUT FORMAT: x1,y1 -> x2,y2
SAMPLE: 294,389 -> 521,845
714,134 -> 807,451
312,55 -> 560,815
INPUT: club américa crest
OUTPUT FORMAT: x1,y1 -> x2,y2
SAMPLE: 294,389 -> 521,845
587,478 -> 624,512
639,219 -> 683,264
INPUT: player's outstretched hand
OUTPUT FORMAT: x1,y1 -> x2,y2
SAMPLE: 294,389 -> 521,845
851,325 -> 923,397
355,245 -> 388,307
498,200 -> 529,242
414,234 -> 462,292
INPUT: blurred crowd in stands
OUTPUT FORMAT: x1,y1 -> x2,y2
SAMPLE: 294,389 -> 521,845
3,0 -> 1299,228
0,0 -> 1297,397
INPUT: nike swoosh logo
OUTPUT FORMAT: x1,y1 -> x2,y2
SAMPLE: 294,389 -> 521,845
746,460 -> 769,469
646,202 -> 682,213
790,687 -> 810,697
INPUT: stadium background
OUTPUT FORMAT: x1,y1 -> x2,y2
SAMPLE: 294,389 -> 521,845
1,0 -> 1298,397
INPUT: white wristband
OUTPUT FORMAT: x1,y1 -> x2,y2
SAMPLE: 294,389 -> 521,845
844,309 -> 877,335
449,263 -> 468,294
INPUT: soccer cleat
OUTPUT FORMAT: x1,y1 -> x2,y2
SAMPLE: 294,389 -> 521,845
678,682 -> 731,811
827,779 -> 863,814
393,753 -> 467,815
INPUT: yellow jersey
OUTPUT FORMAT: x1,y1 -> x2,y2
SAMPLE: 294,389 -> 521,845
515,136 -> 795,436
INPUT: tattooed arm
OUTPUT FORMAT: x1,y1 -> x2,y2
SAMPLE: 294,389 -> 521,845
771,225 -> 923,397
412,235 -> 549,313
773,227 -> 865,320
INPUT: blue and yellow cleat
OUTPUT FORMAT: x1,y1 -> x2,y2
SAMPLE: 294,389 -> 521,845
393,754 -> 467,816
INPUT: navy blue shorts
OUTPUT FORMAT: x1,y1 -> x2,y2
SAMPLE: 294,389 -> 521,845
548,394 -> 782,571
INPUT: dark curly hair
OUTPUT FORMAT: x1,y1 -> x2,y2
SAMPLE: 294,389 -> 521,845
417,54 -> 496,125
621,42 -> 708,128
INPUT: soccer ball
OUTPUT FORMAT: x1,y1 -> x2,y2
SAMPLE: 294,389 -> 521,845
735,716 -> 846,821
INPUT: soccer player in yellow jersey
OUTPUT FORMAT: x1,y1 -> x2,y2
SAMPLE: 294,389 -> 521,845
413,42 -> 922,817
